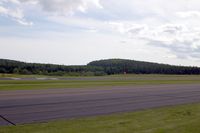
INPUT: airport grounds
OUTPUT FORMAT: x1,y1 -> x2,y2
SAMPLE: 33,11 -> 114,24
1,74 -> 200,133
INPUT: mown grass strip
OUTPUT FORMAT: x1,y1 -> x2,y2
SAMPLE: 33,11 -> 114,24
1,103 -> 200,133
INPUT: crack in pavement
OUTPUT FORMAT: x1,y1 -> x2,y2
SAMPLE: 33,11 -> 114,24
0,115 -> 16,126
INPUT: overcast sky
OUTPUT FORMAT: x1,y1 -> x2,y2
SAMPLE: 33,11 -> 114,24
1,0 -> 200,66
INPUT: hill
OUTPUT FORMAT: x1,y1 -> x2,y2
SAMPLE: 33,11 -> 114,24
0,58 -> 200,76
0,59 -> 104,76
88,59 -> 200,75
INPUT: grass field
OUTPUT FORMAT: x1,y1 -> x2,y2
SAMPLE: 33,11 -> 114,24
1,74 -> 200,91
1,103 -> 200,133
1,74 -> 200,132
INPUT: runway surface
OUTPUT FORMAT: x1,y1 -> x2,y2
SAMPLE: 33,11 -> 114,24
1,84 -> 200,126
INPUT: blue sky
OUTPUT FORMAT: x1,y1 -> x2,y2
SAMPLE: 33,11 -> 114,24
1,0 -> 200,66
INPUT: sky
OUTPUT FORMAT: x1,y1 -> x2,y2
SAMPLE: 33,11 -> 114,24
1,0 -> 200,66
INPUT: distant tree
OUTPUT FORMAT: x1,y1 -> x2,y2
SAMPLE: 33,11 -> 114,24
1,58 -> 200,76
0,68 -> 6,73
20,69 -> 31,74
13,68 -> 19,74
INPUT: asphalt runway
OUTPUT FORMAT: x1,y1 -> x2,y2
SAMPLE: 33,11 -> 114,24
1,84 -> 200,126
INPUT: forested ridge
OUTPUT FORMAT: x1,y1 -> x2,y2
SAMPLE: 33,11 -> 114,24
1,58 -> 200,76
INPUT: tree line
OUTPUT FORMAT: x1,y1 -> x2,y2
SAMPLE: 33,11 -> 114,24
0,59 -> 200,76
0,59 -> 105,76
88,59 -> 200,75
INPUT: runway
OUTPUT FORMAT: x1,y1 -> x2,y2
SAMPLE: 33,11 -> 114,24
1,84 -> 200,126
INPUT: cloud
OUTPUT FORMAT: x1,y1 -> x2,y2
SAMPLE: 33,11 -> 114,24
108,22 -> 148,37
0,0 -> 33,26
176,11 -> 200,18
144,26 -> 200,59
148,39 -> 200,59
144,24 -> 200,51
0,0 -> 102,25
0,4 -> 33,26
2,0 -> 200,66
159,24 -> 184,34
109,21 -> 200,60
19,0 -> 102,14
22,0 -> 102,15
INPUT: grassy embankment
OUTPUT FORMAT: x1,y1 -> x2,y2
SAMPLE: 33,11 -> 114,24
1,103 -> 200,133
1,74 -> 200,91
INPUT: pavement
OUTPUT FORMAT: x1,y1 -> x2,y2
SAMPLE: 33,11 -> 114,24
1,84 -> 200,126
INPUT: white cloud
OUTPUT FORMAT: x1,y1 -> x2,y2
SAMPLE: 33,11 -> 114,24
47,15 -> 108,33
32,0 -> 102,14
17,0 -> 102,14
2,0 -> 200,65
0,5 -> 33,26
0,0 -> 33,26
176,11 -> 200,18
108,22 -> 147,35
7,0 -> 20,4
109,20 -> 200,60
0,0 -> 102,25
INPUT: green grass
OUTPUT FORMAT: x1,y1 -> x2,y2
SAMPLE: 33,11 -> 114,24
1,103 -> 200,133
0,74 -> 49,78
1,74 -> 200,91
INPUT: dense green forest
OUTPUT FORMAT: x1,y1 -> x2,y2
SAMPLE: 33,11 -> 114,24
0,59 -> 105,76
0,59 -> 200,76
88,59 -> 200,75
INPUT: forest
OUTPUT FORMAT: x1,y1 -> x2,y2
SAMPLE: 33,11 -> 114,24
1,58 -> 200,76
